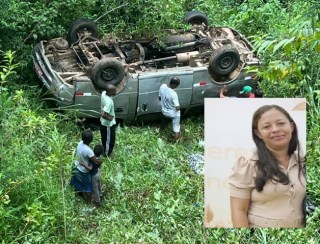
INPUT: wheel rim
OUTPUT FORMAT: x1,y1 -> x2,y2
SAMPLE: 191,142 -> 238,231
77,28 -> 93,38
220,56 -> 234,69
101,68 -> 117,82
190,20 -> 202,25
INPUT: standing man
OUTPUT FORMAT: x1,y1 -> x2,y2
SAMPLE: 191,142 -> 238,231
159,77 -> 181,142
100,84 -> 117,157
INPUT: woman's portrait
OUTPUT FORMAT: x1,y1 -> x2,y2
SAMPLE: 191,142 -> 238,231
204,98 -> 306,228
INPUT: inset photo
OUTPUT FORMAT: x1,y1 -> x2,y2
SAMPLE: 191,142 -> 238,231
204,98 -> 306,228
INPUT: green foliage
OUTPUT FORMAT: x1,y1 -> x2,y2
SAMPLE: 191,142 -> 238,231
0,59 -> 77,240
1,0 -> 318,86
253,9 -> 320,97
1,0 -> 99,85
0,86 -> 318,242
0,50 -> 18,92
94,0 -> 191,37
225,0 -> 292,36
250,1 -> 320,214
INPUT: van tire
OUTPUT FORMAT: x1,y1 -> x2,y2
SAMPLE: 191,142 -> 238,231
183,11 -> 209,27
91,58 -> 125,89
68,19 -> 98,44
209,46 -> 240,76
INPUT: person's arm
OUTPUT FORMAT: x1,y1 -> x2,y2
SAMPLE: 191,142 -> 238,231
220,85 -> 229,98
172,93 -> 180,111
90,156 -> 103,166
230,197 -> 250,227
79,161 -> 93,170
101,111 -> 114,121
159,85 -> 163,101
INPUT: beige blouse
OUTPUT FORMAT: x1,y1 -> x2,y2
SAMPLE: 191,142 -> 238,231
229,150 -> 306,228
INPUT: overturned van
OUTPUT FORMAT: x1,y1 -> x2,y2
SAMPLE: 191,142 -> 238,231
31,11 -> 261,123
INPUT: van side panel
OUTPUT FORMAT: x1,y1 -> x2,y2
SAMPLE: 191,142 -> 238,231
136,69 -> 193,121
113,75 -> 139,123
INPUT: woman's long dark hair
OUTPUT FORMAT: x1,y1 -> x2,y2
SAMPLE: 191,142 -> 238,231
252,105 -> 304,192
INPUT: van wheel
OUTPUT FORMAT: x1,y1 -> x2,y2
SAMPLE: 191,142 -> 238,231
183,11 -> 209,27
68,19 -> 98,44
91,58 -> 125,89
209,46 -> 240,76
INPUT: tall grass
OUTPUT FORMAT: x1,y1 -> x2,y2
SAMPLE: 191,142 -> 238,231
0,86 -> 318,242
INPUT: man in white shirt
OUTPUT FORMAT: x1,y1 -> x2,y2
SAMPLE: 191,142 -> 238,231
159,77 -> 181,142
100,84 -> 117,157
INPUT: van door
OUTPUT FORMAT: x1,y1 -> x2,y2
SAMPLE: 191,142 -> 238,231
74,77 -> 101,118
136,69 -> 193,120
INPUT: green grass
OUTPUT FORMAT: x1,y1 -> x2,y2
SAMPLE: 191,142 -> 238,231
1,98 -> 319,242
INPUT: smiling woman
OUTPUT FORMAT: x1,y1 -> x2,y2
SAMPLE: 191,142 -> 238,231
255,107 -> 294,154
228,104 -> 306,228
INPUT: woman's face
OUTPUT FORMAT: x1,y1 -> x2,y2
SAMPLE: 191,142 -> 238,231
255,108 -> 294,151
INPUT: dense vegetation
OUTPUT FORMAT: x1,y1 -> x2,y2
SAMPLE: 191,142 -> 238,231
0,0 -> 319,242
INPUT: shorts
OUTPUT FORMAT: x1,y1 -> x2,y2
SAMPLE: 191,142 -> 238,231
70,168 -> 93,193
162,110 -> 180,133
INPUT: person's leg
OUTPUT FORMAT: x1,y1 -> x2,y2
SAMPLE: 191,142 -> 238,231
107,124 -> 116,156
160,113 -> 168,130
98,178 -> 102,197
92,171 -> 101,205
84,192 -> 92,204
70,168 -> 90,195
100,124 -> 108,155
172,115 -> 181,142
83,173 -> 93,204
174,132 -> 180,141
98,169 -> 102,197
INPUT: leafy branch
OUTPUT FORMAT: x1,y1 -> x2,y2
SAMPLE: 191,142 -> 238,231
0,50 -> 18,92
